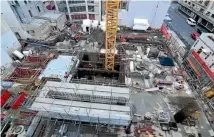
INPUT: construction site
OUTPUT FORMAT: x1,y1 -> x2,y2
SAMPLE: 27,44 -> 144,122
1,1 -> 214,137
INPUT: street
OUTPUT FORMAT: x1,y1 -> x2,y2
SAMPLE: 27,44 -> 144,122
165,3 -> 199,50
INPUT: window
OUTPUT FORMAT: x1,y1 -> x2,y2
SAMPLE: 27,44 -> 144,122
199,8 -> 204,13
204,0 -> 210,6
206,12 -> 210,16
184,0 -> 187,3
56,1 -> 67,12
209,62 -> 214,68
211,14 -> 214,19
120,1 -> 128,10
15,32 -> 21,39
70,6 -> 86,12
15,0 -> 20,6
37,6 -> 41,12
88,0 -> 94,3
89,14 -> 95,20
28,0 -> 31,3
199,1 -> 203,4
64,7 -> 68,12
193,40 -> 199,47
24,0 -> 27,4
68,0 -> 85,4
88,6 -> 94,12
71,14 -> 87,20
192,4 -> 195,7
188,2 -> 191,5
28,10 -> 33,17
27,31 -> 29,33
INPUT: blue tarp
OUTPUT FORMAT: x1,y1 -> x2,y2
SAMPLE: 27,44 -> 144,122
158,57 -> 174,66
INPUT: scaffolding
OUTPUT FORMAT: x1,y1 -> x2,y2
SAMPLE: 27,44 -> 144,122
183,50 -> 214,90
24,79 -> 132,128
21,55 -> 51,68
3,67 -> 41,84
39,81 -> 129,105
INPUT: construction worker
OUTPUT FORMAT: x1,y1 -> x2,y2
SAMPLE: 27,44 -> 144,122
64,72 -> 69,78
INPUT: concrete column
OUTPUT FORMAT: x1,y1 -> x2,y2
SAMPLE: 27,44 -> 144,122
53,0 -> 59,12
98,0 -> 102,21
65,0 -> 72,21
85,0 -> 89,19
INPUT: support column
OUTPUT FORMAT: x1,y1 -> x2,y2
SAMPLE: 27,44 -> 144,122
98,0 -> 102,21
53,0 -> 59,12
66,0 -> 72,21
85,0 -> 89,19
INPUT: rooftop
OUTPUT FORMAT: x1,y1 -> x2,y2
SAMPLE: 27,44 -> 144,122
41,12 -> 62,20
29,18 -> 48,26
38,55 -> 77,81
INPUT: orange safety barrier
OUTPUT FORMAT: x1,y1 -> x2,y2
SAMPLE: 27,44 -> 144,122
191,50 -> 214,81
11,92 -> 26,109
1,90 -> 11,107
186,57 -> 201,77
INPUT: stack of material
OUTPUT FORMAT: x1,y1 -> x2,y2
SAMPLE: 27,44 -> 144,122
133,19 -> 150,30
158,112 -> 170,122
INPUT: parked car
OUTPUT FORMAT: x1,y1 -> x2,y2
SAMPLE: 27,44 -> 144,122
186,18 -> 196,26
191,32 -> 200,40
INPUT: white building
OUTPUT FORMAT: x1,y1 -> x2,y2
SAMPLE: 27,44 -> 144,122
1,1 -> 66,40
191,33 -> 214,71
34,12 -> 67,31
55,0 -> 102,21
1,16 -> 21,68
22,19 -> 52,40
183,33 -> 214,90
179,0 -> 214,32
117,0 -> 170,29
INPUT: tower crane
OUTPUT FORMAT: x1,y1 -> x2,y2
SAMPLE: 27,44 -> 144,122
105,0 -> 120,71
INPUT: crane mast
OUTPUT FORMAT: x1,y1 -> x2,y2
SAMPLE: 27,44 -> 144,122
105,0 -> 120,71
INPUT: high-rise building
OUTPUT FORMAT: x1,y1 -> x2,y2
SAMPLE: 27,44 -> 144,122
55,0 -> 102,21
179,0 -> 214,32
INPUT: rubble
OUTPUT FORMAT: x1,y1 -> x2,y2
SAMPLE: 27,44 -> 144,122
1,18 -> 213,137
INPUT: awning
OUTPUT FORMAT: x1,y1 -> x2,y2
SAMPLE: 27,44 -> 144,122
11,92 -> 26,109
186,57 -> 201,77
191,50 -> 214,81
1,90 -> 11,107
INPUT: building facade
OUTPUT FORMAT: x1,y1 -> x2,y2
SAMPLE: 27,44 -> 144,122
1,0 -> 47,39
183,33 -> 214,91
102,0 -> 170,29
1,15 -> 21,68
1,1 -> 66,40
179,0 -> 214,32
55,0 -> 102,21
